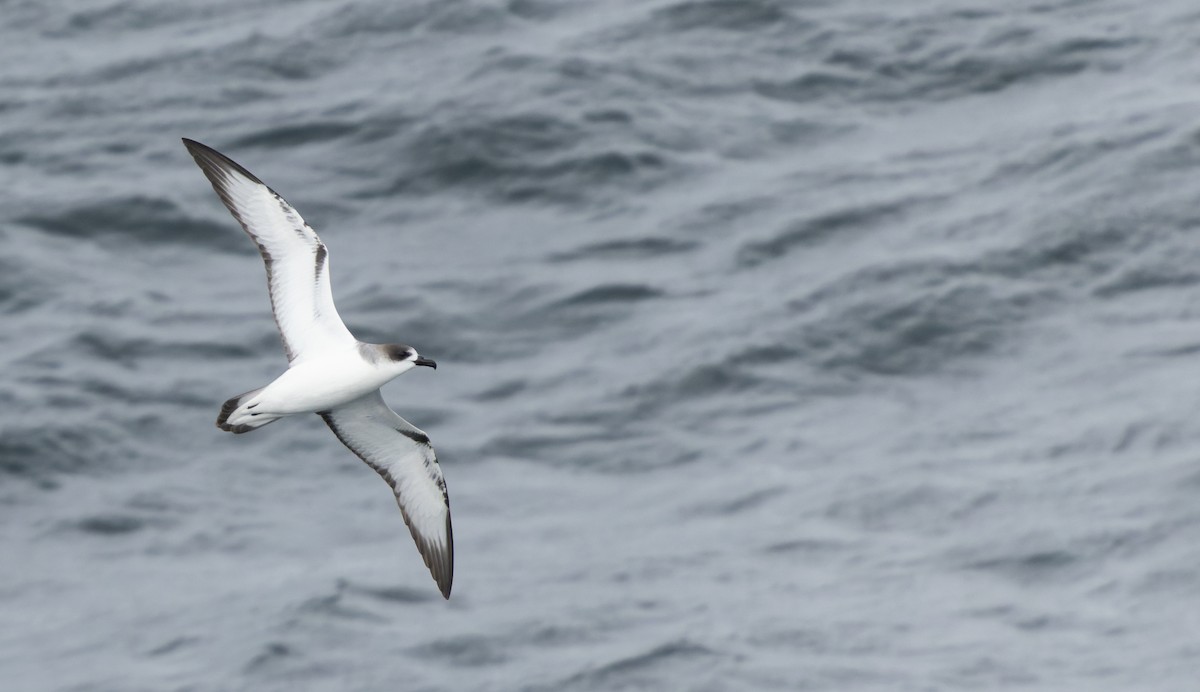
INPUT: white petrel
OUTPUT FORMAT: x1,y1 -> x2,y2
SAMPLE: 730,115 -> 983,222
183,138 -> 452,599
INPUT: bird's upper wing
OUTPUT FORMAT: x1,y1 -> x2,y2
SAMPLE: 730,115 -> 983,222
183,138 -> 357,362
320,390 -> 454,598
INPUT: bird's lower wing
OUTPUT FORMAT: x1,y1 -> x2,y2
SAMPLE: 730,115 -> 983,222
319,390 -> 453,598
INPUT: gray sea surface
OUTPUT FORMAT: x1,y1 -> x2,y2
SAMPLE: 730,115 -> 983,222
4,0 -> 1200,690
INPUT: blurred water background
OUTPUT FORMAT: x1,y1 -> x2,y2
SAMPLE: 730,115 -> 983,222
4,0 -> 1200,689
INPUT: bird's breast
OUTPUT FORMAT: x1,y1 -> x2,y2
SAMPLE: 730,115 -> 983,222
256,352 -> 399,415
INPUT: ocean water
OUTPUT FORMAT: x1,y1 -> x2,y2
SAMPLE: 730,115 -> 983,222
4,0 -> 1200,689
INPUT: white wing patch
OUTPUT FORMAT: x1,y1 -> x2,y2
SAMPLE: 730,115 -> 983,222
184,139 -> 357,362
320,390 -> 454,598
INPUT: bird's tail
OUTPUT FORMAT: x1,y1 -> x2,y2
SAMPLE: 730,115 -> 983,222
216,387 -> 281,434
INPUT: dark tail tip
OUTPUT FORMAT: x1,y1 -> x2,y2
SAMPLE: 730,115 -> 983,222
216,394 -> 241,427
216,387 -> 268,433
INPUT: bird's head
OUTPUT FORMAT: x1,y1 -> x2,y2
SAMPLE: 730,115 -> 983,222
382,343 -> 437,374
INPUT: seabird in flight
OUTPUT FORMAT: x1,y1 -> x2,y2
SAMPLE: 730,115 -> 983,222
183,138 -> 453,599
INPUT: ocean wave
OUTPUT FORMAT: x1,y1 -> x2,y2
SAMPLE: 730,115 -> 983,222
375,113 -> 678,205
317,0 -> 513,39
649,0 -> 800,33
546,640 -> 718,691
756,23 -> 1139,105
737,197 -> 939,269
794,276 -> 1047,376
555,284 -> 663,307
18,196 -> 247,253
549,237 -> 697,263
227,122 -> 361,150
0,420 -> 131,488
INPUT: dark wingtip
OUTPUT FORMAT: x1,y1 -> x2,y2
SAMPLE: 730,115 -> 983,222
439,513 -> 454,599
414,533 -> 453,599
421,513 -> 454,599
182,137 -> 216,161
182,138 -> 266,186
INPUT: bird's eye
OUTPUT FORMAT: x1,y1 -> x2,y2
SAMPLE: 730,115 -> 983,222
384,344 -> 412,362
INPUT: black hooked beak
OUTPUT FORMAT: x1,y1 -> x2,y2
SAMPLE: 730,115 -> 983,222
413,356 -> 437,369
